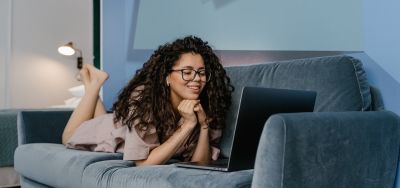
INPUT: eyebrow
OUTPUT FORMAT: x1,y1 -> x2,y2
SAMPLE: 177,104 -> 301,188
178,66 -> 206,70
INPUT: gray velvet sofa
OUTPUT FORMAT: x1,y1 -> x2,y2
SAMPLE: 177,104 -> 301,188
14,55 -> 400,188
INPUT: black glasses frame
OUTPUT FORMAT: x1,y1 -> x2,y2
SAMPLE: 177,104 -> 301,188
170,69 -> 211,82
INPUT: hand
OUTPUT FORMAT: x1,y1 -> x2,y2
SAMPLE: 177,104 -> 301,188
177,100 -> 200,128
193,103 -> 208,128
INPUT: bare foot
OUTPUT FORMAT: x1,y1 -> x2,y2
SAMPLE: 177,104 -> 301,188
86,64 -> 109,87
79,65 -> 90,87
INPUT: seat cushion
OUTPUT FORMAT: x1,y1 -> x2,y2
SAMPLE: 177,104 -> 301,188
20,176 -> 52,188
14,143 -> 122,188
82,160 -> 253,188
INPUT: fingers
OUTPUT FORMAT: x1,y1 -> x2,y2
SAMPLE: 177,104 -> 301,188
177,100 -> 200,124
193,102 -> 203,112
178,100 -> 199,113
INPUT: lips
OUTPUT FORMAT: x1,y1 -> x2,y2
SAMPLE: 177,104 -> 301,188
187,85 -> 201,92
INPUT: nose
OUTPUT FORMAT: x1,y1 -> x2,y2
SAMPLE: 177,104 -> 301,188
192,72 -> 201,82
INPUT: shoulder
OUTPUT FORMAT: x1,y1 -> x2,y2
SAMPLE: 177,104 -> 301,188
132,123 -> 158,139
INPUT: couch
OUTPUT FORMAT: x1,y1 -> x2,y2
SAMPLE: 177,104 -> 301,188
0,109 -> 20,187
14,55 -> 400,188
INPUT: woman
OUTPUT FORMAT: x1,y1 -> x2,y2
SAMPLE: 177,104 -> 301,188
62,36 -> 234,166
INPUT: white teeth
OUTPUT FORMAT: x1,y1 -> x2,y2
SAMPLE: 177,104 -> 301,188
188,86 -> 199,90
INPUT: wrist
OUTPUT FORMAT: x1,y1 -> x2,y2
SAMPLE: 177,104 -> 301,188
200,123 -> 209,130
181,121 -> 197,130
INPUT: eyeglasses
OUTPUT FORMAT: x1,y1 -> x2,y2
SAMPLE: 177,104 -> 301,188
170,69 -> 211,82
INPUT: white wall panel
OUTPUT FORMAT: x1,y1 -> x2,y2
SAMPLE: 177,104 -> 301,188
3,0 -> 92,108
0,0 -> 11,109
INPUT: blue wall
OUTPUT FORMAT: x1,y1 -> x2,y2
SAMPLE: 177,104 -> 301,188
102,0 -> 144,109
362,0 -> 400,115
134,0 -> 362,51
102,0 -> 400,114
102,1 -> 400,114
362,1 -> 400,187
102,0 -> 364,109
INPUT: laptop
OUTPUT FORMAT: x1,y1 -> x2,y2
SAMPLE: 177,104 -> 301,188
175,86 -> 317,172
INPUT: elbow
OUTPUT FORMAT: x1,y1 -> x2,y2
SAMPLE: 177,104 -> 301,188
62,131 -> 72,146
61,136 -> 68,146
134,159 -> 148,166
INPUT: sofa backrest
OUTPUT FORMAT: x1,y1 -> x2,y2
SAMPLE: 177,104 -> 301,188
219,55 -> 372,157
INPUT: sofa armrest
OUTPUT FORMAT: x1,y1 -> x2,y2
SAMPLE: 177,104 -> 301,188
17,110 -> 72,145
0,110 -> 19,167
252,111 -> 400,188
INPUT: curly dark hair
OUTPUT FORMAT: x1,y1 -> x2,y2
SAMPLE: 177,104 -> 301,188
112,36 -> 234,142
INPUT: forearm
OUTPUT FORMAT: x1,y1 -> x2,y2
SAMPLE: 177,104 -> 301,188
136,123 -> 195,166
191,127 -> 211,162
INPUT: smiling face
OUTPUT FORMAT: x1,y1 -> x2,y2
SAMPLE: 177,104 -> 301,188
168,52 -> 207,109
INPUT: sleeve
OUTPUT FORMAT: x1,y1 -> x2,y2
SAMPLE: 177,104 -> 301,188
66,114 -> 116,152
123,125 -> 160,161
209,127 -> 223,160
121,85 -> 161,160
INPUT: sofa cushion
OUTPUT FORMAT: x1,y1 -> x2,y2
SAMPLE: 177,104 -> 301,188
82,160 -> 253,188
20,176 -> 51,188
14,143 -> 122,188
221,55 -> 371,157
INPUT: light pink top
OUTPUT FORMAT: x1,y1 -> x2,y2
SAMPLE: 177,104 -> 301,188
66,113 -> 222,161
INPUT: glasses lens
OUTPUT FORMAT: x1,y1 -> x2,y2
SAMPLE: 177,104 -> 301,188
206,71 -> 211,82
179,69 -> 210,82
199,70 -> 210,82
181,70 -> 194,81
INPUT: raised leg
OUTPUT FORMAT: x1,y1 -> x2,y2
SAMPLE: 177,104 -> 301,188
62,64 -> 109,145
94,98 -> 107,117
